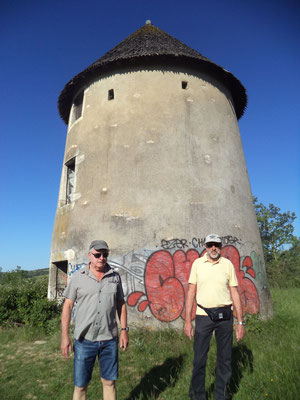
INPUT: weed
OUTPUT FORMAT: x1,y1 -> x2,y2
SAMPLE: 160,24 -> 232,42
243,313 -> 264,334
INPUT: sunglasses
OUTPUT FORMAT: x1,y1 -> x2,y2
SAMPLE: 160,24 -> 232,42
91,252 -> 109,258
206,242 -> 221,248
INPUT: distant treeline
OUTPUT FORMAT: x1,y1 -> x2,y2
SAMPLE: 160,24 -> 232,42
23,268 -> 49,278
0,267 -> 49,284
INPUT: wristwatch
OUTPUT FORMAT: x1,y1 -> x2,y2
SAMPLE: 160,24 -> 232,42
237,321 -> 245,326
121,327 -> 129,331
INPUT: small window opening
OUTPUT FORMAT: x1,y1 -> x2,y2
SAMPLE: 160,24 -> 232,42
73,92 -> 84,121
108,89 -> 114,100
182,81 -> 188,89
53,261 -> 68,298
66,158 -> 75,204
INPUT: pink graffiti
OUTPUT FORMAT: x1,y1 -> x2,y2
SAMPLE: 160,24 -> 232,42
127,245 -> 260,322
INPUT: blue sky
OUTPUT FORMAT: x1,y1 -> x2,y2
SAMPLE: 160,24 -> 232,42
1,0 -> 299,271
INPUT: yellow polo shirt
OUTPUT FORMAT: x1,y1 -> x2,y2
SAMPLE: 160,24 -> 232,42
189,254 -> 238,316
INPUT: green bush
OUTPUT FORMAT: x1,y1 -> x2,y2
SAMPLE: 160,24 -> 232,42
266,239 -> 300,288
0,275 -> 61,330
0,285 -> 19,324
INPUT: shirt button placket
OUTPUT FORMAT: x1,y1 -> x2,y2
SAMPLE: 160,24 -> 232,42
95,289 -> 102,339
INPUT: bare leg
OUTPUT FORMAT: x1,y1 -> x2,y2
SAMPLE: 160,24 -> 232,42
101,378 -> 116,400
73,385 -> 88,400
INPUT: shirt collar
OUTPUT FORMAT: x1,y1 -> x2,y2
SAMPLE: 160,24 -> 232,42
204,253 -> 221,265
81,263 -> 114,277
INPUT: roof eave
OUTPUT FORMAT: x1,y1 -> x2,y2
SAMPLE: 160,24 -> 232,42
58,55 -> 247,124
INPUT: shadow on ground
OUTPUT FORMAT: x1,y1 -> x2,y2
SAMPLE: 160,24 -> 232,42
207,343 -> 253,399
125,354 -> 185,400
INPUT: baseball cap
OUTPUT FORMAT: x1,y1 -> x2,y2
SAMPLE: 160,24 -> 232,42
205,234 -> 222,244
89,240 -> 109,251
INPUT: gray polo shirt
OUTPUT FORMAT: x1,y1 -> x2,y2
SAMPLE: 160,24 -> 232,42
63,264 -> 124,341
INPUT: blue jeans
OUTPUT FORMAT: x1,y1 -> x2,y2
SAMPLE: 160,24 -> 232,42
189,314 -> 233,400
73,337 -> 118,387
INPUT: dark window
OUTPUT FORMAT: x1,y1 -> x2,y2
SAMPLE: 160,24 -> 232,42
108,89 -> 114,100
53,261 -> 68,298
73,92 -> 84,120
66,158 -> 75,204
182,81 -> 188,89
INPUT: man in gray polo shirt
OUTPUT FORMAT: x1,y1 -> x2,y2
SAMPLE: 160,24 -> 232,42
61,240 -> 129,400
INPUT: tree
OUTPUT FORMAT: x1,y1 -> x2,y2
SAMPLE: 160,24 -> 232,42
253,197 -> 297,262
0,266 -> 28,286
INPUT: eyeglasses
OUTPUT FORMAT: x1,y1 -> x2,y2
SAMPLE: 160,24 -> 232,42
206,242 -> 221,248
91,252 -> 109,258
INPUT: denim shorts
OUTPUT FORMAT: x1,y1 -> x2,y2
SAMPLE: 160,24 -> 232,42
73,336 -> 118,387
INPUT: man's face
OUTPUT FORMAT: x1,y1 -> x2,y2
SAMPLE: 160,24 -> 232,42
89,248 -> 109,270
206,242 -> 221,260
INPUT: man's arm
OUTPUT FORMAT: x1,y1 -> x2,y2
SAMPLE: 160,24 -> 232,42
229,286 -> 245,342
117,299 -> 129,351
184,283 -> 197,340
61,298 -> 74,359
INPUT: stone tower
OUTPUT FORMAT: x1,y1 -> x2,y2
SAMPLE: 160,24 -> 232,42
48,22 -> 272,325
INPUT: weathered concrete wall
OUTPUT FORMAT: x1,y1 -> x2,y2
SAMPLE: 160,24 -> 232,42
48,66 -> 273,325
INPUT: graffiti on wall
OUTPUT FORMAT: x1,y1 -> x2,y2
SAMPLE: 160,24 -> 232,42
127,245 -> 260,322
161,236 -> 241,250
68,262 -> 87,277
64,238 -> 261,323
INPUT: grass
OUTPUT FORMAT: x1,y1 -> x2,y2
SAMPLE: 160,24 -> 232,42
0,288 -> 299,399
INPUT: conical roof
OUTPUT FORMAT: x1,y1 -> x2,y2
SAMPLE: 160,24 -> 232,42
58,22 -> 247,123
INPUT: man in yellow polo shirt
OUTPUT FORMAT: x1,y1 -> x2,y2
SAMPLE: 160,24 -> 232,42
184,234 -> 245,400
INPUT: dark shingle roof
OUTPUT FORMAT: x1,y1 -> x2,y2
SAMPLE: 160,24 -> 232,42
58,23 -> 247,123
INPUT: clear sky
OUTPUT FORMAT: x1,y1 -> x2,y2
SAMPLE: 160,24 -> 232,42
1,0 -> 299,271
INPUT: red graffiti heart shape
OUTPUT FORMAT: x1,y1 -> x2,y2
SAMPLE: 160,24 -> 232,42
128,249 -> 199,322
145,249 -> 200,321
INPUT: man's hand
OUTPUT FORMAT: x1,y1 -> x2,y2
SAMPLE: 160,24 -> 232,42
184,321 -> 194,340
229,286 -> 246,342
61,298 -> 74,359
61,335 -> 72,359
184,284 -> 196,340
235,324 -> 245,342
119,330 -> 129,351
